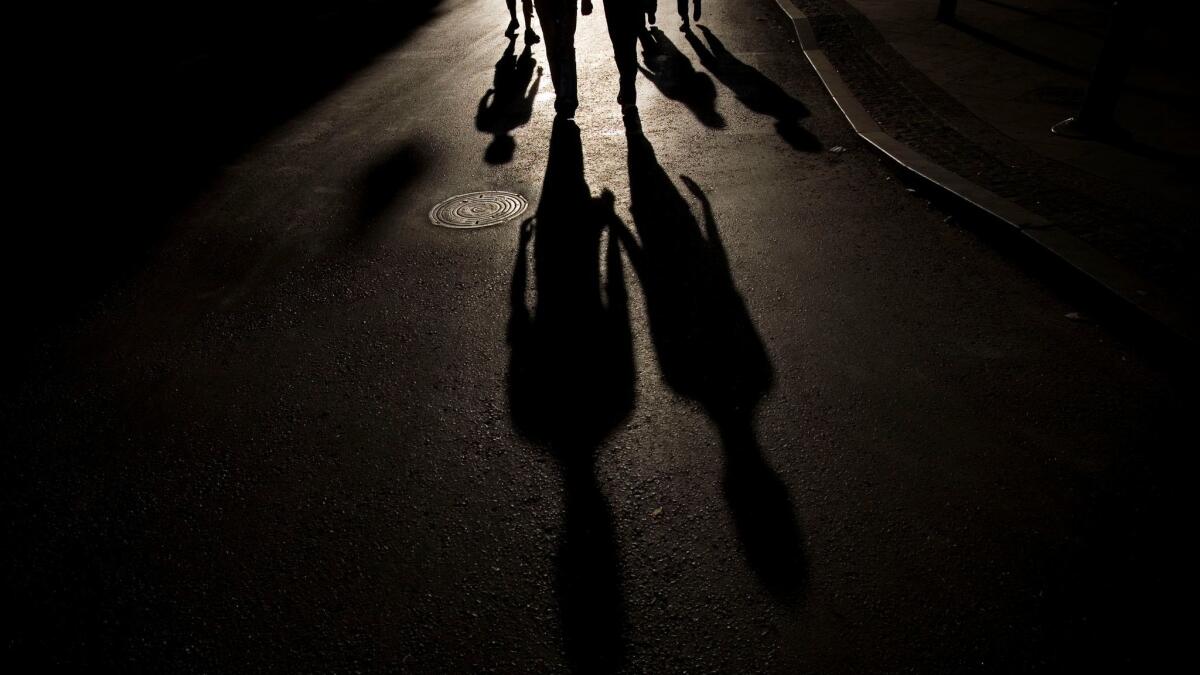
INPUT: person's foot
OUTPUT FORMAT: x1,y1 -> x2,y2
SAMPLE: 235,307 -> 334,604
694,6 -> 702,21
648,12 -> 656,25
582,0 -> 593,16
525,28 -> 540,45
680,15 -> 690,31
506,19 -> 520,37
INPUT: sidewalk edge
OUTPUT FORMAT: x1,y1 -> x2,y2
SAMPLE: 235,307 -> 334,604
773,0 -> 1196,348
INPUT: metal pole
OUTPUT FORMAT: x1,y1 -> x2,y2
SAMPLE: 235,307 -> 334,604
937,0 -> 958,22
1052,0 -> 1141,138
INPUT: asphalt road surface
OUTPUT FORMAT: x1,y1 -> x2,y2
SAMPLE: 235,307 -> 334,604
4,0 -> 1193,672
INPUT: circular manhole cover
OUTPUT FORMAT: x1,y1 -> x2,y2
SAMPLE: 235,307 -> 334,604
430,191 -> 528,229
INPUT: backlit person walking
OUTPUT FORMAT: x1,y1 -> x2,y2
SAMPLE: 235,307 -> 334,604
534,0 -> 643,116
506,0 -> 542,44
678,0 -> 702,28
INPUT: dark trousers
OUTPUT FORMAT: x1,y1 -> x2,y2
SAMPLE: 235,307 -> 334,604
534,0 -> 579,105
677,0 -> 701,19
506,0 -> 535,20
603,0 -> 640,88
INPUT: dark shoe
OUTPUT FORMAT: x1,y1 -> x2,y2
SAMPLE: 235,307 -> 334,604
648,12 -> 656,25
525,28 -> 540,45
506,19 -> 520,37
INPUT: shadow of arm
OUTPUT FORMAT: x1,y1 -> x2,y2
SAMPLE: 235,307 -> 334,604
508,217 -> 534,341
680,175 -> 726,265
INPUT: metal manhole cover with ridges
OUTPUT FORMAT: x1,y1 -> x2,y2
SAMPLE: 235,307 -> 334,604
429,191 -> 528,229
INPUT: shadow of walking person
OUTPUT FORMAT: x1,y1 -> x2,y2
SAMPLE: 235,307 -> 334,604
684,25 -> 821,152
508,116 -> 634,672
476,37 -> 542,164
638,26 -> 725,128
613,112 -> 807,602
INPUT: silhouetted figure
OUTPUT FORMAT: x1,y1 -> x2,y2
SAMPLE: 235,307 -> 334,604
640,0 -> 697,28
535,0 -> 641,114
678,0 -> 702,29
508,116 -> 633,672
603,0 -> 643,107
612,112 -> 807,601
534,0 -> 580,116
476,38 -> 542,164
685,25 -> 821,151
506,0 -> 542,44
638,26 -> 724,128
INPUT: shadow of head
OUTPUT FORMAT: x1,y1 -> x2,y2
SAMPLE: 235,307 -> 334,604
776,119 -> 823,152
721,419 -> 808,604
476,39 -> 541,165
485,134 -> 517,164
355,142 -> 425,240
684,25 -> 820,150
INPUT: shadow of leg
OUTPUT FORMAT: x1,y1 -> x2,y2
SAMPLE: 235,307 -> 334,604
558,459 -> 626,674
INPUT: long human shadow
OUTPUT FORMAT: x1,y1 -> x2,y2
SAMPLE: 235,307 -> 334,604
508,117 -> 633,673
684,25 -> 821,151
613,113 -> 806,602
476,37 -> 543,164
638,27 -> 726,128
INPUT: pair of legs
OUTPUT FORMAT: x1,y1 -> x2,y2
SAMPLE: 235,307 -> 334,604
506,0 -> 541,42
533,0 -> 640,115
533,0 -> 579,115
678,0 -> 702,24
604,1 -> 641,107
642,0 -> 701,26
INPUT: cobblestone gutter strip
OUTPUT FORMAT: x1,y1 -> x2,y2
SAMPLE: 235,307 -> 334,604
773,0 -> 1196,347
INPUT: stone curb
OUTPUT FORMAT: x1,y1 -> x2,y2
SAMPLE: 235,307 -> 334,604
773,0 -> 1196,349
